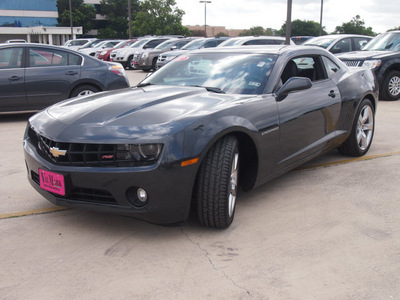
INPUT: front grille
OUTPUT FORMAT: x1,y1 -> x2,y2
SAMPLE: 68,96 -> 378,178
28,127 -> 155,167
158,55 -> 166,62
31,171 -> 117,204
343,60 -> 363,67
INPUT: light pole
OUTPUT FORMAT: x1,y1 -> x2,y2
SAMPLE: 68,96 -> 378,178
69,0 -> 73,38
319,0 -> 324,36
285,0 -> 292,45
199,1 -> 211,37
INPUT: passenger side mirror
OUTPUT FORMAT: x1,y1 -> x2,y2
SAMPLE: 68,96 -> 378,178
276,77 -> 312,101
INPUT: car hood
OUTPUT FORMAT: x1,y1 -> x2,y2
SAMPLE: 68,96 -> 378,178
337,50 -> 398,60
29,85 -> 250,143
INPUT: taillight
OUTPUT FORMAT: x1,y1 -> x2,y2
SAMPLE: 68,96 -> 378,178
108,64 -> 126,76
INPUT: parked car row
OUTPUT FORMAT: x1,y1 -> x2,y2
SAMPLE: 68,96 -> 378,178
0,42 -> 130,112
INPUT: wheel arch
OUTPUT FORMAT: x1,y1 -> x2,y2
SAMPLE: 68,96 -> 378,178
68,81 -> 103,98
191,125 -> 259,193
377,60 -> 400,86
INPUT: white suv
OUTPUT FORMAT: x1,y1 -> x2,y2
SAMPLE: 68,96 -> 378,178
111,37 -> 169,69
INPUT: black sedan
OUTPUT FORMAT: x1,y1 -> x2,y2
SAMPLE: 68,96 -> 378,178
0,43 -> 130,112
24,46 -> 378,228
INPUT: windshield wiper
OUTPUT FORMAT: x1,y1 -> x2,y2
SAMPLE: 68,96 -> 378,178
191,85 -> 225,94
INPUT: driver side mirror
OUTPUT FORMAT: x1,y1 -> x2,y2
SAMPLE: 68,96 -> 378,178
276,77 -> 312,101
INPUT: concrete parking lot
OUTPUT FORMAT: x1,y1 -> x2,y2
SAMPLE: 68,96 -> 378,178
1,70 -> 399,299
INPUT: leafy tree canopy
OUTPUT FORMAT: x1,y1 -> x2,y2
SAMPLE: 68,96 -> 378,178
57,0 -> 96,34
132,0 -> 190,36
239,26 -> 266,36
99,0 -> 140,38
333,15 -> 376,36
277,19 -> 326,36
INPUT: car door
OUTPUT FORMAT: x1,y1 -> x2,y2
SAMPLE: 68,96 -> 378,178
24,47 -> 82,109
276,55 -> 342,167
0,46 -> 27,111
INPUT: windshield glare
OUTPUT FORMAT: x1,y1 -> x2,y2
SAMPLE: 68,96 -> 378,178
141,53 -> 277,95
304,37 -> 336,49
155,40 -> 176,50
181,39 -> 206,50
362,32 -> 400,51
129,39 -> 148,48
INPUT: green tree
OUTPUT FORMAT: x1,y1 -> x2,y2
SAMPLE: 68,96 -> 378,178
215,32 -> 229,37
387,26 -> 400,32
277,19 -> 326,36
57,0 -> 96,34
99,0 -> 140,38
239,26 -> 265,36
333,15 -> 375,36
131,0 -> 190,36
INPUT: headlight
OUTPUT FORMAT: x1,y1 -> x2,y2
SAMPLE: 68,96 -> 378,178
165,55 -> 177,61
363,60 -> 381,69
116,144 -> 163,162
141,52 -> 150,59
100,50 -> 108,55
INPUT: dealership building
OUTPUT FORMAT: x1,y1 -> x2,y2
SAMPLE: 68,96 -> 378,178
0,0 -> 102,44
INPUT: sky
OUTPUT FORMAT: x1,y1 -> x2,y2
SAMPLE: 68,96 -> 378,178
175,0 -> 399,34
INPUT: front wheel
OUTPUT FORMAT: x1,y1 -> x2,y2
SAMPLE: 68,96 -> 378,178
338,99 -> 375,156
128,56 -> 135,70
381,70 -> 400,100
195,135 -> 239,229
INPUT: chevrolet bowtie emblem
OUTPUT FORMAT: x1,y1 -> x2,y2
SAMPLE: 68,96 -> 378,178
49,147 -> 67,158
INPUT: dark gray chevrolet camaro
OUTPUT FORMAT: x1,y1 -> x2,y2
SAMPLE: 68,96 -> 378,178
24,46 -> 378,228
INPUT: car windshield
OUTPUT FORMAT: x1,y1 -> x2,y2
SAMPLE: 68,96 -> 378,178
181,39 -> 206,50
113,40 -> 127,48
129,39 -> 149,48
304,37 -> 337,49
155,40 -> 177,50
80,40 -> 103,49
140,53 -> 277,95
362,32 -> 400,51
218,38 -> 243,47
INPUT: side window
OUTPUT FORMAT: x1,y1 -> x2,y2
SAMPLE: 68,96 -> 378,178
174,41 -> 188,49
331,38 -> 351,53
353,37 -> 371,50
0,47 -> 23,69
69,53 -> 82,66
203,41 -> 217,48
281,56 -> 328,84
322,56 -> 340,78
29,48 -> 69,67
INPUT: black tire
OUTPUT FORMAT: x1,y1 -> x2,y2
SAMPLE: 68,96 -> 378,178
151,57 -> 158,71
128,55 -> 135,70
195,135 -> 239,229
70,84 -> 100,98
337,99 -> 375,157
381,70 -> 400,100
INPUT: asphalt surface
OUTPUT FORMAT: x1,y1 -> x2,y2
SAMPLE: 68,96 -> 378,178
1,70 -> 400,299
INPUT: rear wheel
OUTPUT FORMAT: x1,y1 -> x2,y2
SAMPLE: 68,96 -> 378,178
195,135 -> 239,229
338,99 -> 375,156
70,85 -> 99,98
381,70 -> 400,100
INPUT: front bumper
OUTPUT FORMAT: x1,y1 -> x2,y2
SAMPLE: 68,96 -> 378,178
23,135 -> 198,225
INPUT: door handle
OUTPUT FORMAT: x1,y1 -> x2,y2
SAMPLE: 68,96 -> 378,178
65,71 -> 78,76
9,76 -> 23,81
328,90 -> 336,98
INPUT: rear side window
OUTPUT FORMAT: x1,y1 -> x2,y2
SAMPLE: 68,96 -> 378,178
322,56 -> 340,78
0,47 -> 23,69
29,48 -> 81,67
